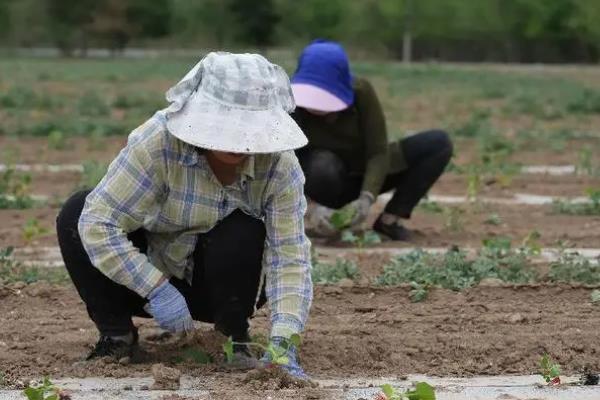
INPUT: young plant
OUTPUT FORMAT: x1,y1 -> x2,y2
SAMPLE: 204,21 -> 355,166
552,187 -> 600,216
76,161 -> 108,190
47,130 -> 70,150
591,290 -> 600,305
341,230 -> 381,249
540,354 -> 561,385
330,206 -> 357,231
376,382 -> 436,400
223,334 -> 301,366
22,218 -> 49,244
312,258 -> 358,285
443,206 -> 464,232
484,213 -> 502,226
521,230 -> 542,256
23,377 -> 69,400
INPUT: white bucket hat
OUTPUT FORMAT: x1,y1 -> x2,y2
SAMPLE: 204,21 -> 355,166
162,52 -> 307,154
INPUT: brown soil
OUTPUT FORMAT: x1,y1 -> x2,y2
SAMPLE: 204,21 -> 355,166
243,367 -> 317,390
151,363 -> 181,390
2,202 -> 599,249
1,282 -> 599,388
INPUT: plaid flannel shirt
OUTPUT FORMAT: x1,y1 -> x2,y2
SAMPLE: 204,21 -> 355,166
78,113 -> 313,338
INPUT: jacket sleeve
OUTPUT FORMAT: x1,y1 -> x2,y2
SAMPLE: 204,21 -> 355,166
78,137 -> 166,298
356,79 -> 390,196
262,153 -> 313,339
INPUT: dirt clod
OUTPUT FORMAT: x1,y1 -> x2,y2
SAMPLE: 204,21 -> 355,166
151,363 -> 181,390
243,367 -> 317,390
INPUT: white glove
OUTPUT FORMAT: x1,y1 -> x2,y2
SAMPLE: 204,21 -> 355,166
305,201 -> 337,238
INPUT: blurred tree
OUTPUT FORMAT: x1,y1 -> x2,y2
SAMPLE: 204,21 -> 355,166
229,0 -> 280,47
45,0 -> 96,56
0,0 -> 9,40
171,0 -> 233,47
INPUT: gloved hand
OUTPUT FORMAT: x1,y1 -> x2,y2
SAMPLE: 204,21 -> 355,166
146,280 -> 194,333
260,336 -> 308,380
347,191 -> 375,228
305,201 -> 337,238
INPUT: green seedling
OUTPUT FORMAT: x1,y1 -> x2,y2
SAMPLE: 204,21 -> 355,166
223,334 -> 301,366
23,377 -> 68,400
484,213 -> 502,226
466,167 -> 481,200
22,218 -> 49,244
376,382 -> 436,400
330,206 -> 357,231
591,290 -> 600,305
341,230 -> 381,248
553,187 -> 600,216
521,230 -> 542,256
77,161 -> 108,190
47,130 -> 69,150
540,354 -> 561,385
443,206 -> 464,232
312,258 -> 358,284
576,148 -> 594,175
418,200 -> 443,214
376,245 -> 537,300
0,167 -> 34,209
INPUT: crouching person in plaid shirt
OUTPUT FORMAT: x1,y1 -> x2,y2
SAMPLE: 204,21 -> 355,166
56,53 -> 313,379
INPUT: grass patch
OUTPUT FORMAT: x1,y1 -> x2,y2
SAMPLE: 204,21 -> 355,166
553,188 -> 600,216
0,247 -> 70,284
311,258 -> 359,285
548,251 -> 600,285
376,238 -> 538,301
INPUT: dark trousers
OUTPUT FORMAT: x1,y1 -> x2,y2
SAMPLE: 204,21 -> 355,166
56,190 -> 266,339
297,130 -> 453,218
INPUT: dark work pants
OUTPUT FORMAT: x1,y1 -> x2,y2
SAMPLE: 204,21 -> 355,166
297,130 -> 453,219
56,190 -> 266,339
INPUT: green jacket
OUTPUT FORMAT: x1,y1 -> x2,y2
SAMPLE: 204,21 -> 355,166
292,77 -> 406,196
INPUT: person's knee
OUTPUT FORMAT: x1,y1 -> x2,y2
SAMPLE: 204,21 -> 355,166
56,190 -> 92,233
300,149 -> 345,200
428,129 -> 454,157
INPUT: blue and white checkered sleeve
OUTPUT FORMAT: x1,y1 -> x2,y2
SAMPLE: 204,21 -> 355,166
78,124 -> 166,297
263,154 -> 313,339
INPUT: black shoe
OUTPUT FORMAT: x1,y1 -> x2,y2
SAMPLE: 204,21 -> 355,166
86,328 -> 139,361
373,215 -> 411,241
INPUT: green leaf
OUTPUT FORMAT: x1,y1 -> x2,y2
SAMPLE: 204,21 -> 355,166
223,337 -> 234,363
591,289 -> 600,304
289,333 -> 301,347
341,230 -> 358,243
274,355 -> 289,365
410,382 -> 436,400
23,387 -> 43,400
362,230 -> 382,245
381,383 -> 395,398
330,206 -> 356,231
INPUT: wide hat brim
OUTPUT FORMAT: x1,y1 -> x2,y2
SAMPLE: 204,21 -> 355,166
166,90 -> 308,154
291,83 -> 349,112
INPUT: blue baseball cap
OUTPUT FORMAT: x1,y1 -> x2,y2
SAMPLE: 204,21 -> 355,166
291,40 -> 354,112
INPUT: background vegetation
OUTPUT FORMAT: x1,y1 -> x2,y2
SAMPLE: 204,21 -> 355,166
2,0 -> 600,62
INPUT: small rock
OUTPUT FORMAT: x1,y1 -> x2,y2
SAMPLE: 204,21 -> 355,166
337,278 -> 354,288
118,356 -> 130,365
479,278 -> 504,287
323,286 -> 343,295
507,313 -> 526,324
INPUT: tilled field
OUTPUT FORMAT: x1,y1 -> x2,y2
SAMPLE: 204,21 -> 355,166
1,61 -> 600,398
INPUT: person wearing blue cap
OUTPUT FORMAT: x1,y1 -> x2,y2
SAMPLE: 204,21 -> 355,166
292,40 -> 453,241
